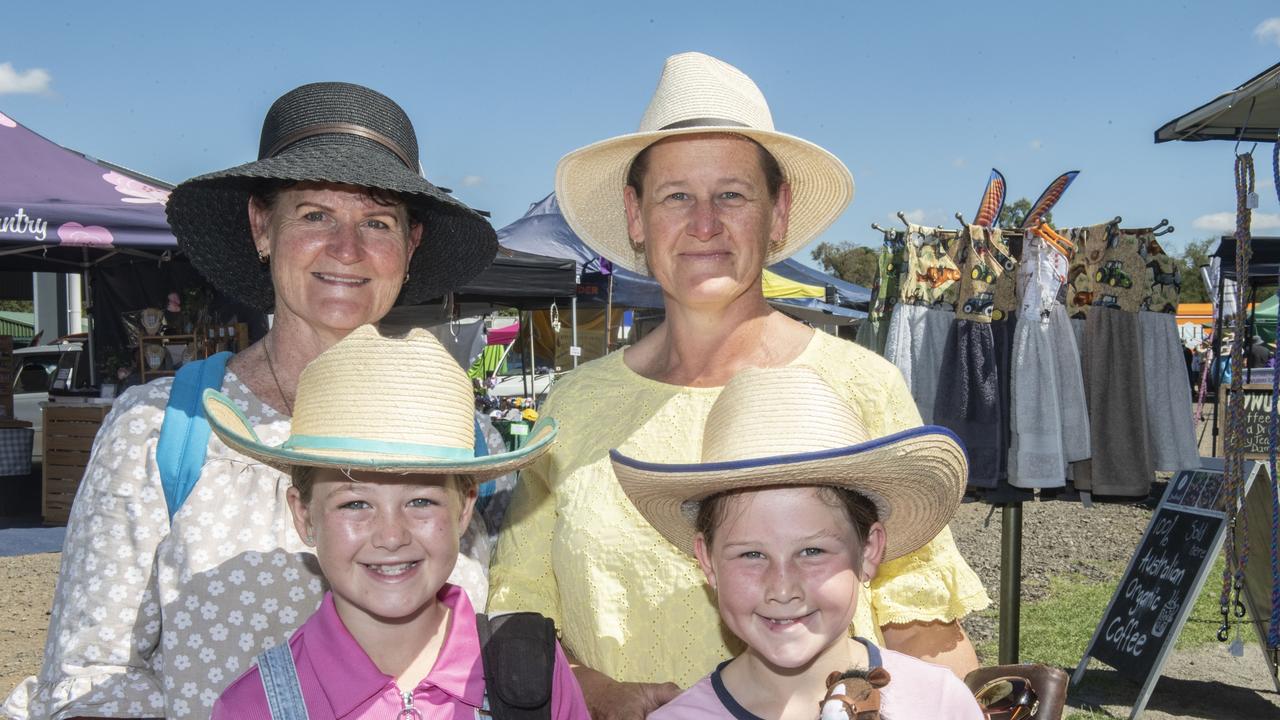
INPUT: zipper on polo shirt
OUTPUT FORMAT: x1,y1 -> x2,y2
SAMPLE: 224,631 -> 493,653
398,689 -> 423,720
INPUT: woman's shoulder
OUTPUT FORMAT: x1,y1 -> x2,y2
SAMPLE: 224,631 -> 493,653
540,351 -> 637,413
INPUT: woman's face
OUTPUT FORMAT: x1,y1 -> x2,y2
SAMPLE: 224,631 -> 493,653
623,135 -> 791,312
249,182 -> 422,339
693,486 -> 885,672
288,470 -> 475,632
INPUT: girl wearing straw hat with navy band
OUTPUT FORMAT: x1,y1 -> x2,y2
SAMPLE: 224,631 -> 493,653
207,326 -> 587,720
613,366 -> 982,720
488,52 -> 989,720
6,83 -> 498,720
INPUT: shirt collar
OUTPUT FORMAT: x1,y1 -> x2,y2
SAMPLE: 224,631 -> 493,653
303,584 -> 485,716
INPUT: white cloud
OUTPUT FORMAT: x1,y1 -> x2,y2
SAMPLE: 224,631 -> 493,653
0,62 -> 51,95
1192,211 -> 1280,232
1029,139 -> 1043,151
461,175 -> 484,187
1255,18 -> 1280,46
951,157 -> 966,168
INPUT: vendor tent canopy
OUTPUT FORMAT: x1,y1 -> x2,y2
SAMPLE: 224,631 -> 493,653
1155,61 -> 1280,143
0,111 -> 176,271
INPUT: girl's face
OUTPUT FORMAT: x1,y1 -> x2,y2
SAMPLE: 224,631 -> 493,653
693,486 -> 885,671
287,470 -> 475,631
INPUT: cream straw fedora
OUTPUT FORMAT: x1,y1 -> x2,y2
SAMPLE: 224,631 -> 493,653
203,325 -> 556,478
555,51 -> 855,276
611,367 -> 965,562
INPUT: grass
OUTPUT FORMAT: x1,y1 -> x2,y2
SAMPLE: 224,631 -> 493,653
974,556 -> 1252,719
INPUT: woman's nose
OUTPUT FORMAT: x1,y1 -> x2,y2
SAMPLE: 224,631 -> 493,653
326,222 -> 365,263
687,199 -> 723,241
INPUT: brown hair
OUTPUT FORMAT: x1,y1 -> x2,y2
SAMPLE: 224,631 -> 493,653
625,134 -> 785,201
695,485 -> 879,567
250,179 -> 422,228
290,465 -> 475,505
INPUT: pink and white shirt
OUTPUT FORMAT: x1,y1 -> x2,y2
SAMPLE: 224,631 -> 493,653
213,584 -> 589,720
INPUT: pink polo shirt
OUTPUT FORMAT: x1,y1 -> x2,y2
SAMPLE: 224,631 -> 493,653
213,583 -> 588,720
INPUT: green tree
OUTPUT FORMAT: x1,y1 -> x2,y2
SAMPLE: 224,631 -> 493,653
810,242 -> 879,287
997,198 -> 1053,230
0,300 -> 33,313
1175,237 -> 1214,303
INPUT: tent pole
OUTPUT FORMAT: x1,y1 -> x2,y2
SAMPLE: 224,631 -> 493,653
83,253 -> 97,387
572,273 -> 580,368
524,310 -> 534,400
1213,269 -> 1225,457
605,274 -> 614,354
998,502 -> 1023,664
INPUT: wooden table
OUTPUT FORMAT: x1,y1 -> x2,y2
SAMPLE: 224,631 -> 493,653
42,403 -> 111,525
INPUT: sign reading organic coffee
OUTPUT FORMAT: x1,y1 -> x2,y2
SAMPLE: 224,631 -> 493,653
1073,460 -> 1260,719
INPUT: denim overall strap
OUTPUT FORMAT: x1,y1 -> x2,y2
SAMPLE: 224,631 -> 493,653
258,643 -> 310,720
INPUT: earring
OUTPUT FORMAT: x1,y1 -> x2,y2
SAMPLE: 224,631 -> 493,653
403,271 -> 410,283
304,533 -> 314,545
257,250 -> 269,264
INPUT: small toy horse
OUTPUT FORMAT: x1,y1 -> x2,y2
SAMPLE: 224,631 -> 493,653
819,667 -> 891,720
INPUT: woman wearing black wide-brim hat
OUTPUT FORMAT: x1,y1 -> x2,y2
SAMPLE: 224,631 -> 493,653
6,82 -> 499,720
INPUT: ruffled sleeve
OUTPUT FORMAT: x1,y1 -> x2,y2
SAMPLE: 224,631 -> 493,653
870,525 -> 990,625
3,382 -> 172,720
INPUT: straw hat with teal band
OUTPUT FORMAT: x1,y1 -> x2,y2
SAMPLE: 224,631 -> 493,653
203,324 -> 556,478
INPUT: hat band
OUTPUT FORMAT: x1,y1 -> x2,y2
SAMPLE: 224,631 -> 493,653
264,122 -> 416,171
658,117 -> 750,131
283,434 -> 475,460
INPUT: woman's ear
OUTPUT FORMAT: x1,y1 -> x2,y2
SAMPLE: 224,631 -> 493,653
859,521 -> 888,584
693,533 -> 718,591
768,181 -> 793,248
622,185 -> 646,252
247,196 -> 273,259
286,486 -> 313,547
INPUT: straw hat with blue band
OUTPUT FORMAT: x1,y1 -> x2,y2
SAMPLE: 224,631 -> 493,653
203,324 -> 555,478
554,51 -> 855,276
610,366 -> 967,562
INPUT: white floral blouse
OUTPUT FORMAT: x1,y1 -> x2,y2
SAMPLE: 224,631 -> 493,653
3,372 -> 489,720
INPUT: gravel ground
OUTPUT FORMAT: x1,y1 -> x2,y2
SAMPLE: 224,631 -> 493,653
1,490 -> 1277,719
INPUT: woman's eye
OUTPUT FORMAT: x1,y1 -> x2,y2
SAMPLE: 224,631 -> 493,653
303,211 -> 325,222
739,550 -> 765,560
720,191 -> 743,200
800,547 -> 826,558
666,192 -> 689,202
364,219 -> 391,230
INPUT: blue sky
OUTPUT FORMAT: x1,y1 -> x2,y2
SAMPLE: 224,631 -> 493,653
3,1 -> 1279,265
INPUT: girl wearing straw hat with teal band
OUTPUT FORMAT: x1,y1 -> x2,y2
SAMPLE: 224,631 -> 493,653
205,326 -> 588,720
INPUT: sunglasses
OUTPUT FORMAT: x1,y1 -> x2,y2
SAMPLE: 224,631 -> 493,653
975,677 -> 1040,720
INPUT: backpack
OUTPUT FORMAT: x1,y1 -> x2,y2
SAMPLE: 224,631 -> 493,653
157,352 -> 233,520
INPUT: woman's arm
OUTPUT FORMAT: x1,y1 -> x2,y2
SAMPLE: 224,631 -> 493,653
8,387 -> 171,718
880,619 -> 979,679
566,649 -> 680,720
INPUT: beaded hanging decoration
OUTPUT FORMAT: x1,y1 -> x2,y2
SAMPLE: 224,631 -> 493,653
1220,152 -> 1254,643
1270,140 -> 1280,650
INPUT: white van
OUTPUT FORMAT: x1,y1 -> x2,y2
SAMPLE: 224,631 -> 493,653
12,341 -> 86,461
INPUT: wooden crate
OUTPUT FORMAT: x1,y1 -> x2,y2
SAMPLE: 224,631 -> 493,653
42,404 -> 111,525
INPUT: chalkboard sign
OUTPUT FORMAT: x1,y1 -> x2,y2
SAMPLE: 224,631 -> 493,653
1073,459 -> 1260,719
1218,384 -> 1274,460
1088,505 -> 1223,680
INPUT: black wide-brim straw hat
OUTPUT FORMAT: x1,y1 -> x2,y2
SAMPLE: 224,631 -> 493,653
167,82 -> 497,313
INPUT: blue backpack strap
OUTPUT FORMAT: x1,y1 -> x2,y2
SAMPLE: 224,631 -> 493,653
257,643 -> 310,720
157,351 -> 233,521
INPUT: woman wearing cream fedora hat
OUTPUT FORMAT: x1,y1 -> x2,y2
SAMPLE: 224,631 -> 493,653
489,52 -> 990,720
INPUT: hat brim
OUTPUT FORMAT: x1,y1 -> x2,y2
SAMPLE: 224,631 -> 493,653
167,137 -> 498,313
610,426 -> 966,562
203,388 -> 554,480
555,126 -> 854,276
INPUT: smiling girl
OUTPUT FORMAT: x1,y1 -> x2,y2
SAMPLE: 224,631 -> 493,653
204,326 -> 588,720
611,367 -> 983,720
